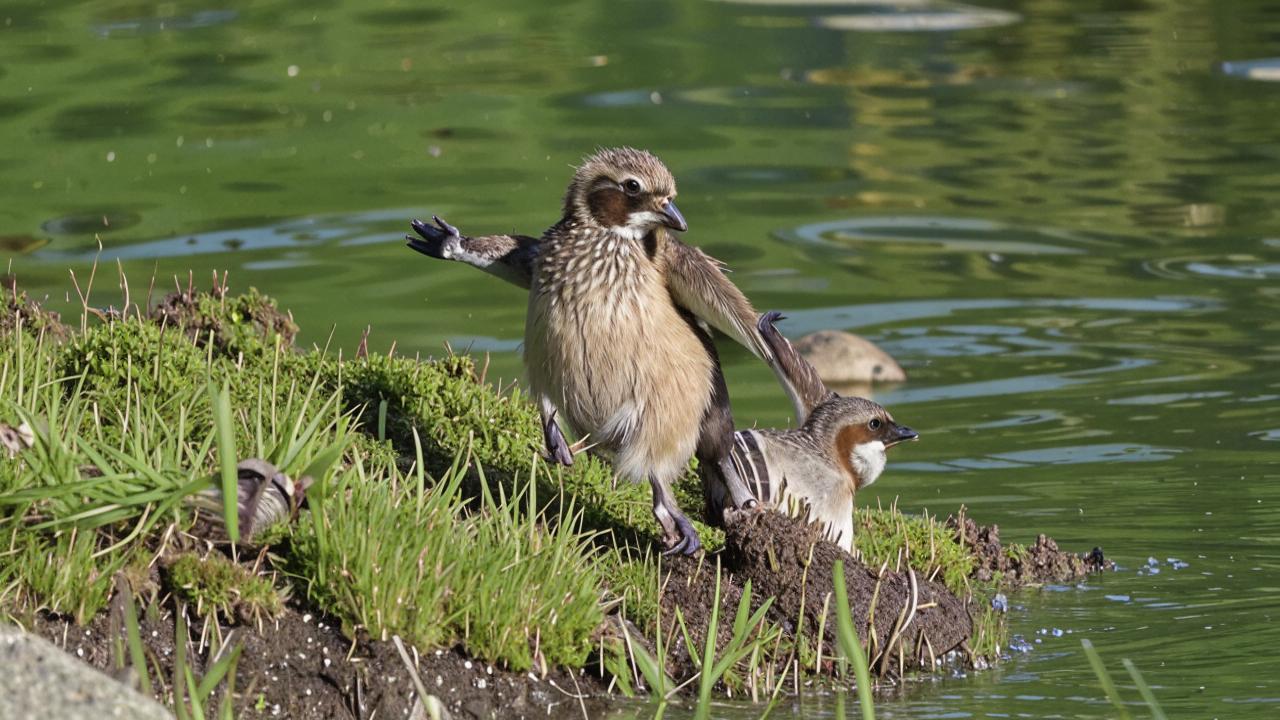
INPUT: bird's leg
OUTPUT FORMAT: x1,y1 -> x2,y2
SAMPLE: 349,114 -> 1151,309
649,475 -> 701,556
695,356 -> 759,526
539,398 -> 574,467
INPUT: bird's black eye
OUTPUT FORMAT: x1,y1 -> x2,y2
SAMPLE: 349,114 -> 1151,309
868,418 -> 882,430
622,178 -> 642,195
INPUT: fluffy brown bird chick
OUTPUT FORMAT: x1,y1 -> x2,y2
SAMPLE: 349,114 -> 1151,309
729,312 -> 918,553
407,148 -> 771,555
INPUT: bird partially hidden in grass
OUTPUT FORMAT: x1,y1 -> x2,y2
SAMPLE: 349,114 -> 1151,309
187,459 -> 311,544
407,148 -> 774,555
729,312 -> 918,553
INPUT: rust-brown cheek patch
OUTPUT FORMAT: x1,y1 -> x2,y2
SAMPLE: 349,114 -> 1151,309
587,188 -> 631,227
834,424 -> 871,490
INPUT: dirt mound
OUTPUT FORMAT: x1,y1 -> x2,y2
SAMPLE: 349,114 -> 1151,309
949,510 -> 1114,586
150,284 -> 297,356
660,510 -> 972,678
1,276 -> 70,341
33,601 -> 614,720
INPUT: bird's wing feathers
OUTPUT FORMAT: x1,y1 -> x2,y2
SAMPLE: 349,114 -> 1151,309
756,311 -> 835,425
407,218 -> 539,290
665,239 -> 773,361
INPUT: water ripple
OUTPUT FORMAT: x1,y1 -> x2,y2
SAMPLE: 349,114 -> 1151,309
781,216 -> 1090,255
898,443 -> 1181,473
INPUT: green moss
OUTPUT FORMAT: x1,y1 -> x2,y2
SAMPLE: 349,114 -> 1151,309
169,552 -> 284,624
1005,542 -> 1029,564
854,506 -> 975,596
57,320 -> 209,400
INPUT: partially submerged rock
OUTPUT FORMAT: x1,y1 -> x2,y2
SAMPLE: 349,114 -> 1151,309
795,330 -> 905,385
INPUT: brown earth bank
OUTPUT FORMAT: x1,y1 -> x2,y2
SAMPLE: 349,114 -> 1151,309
949,509 -> 1114,586
32,601 -> 618,720
655,509 -> 1112,682
25,508 -> 1112,719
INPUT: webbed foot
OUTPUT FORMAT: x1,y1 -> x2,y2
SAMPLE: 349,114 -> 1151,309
407,215 -> 465,259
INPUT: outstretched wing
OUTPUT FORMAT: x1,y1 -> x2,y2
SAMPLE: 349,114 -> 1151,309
665,239 -> 772,361
756,311 -> 835,425
408,217 -> 539,290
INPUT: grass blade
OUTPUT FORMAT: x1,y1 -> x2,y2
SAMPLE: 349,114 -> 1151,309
1122,658 -> 1168,720
119,581 -> 152,696
1081,639 -> 1132,720
833,560 -> 876,720
211,381 -> 238,544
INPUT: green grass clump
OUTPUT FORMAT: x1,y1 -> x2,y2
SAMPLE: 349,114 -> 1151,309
168,552 -> 284,624
57,320 -> 209,402
854,506 -> 975,595
293,446 -> 607,671
2,529 -> 130,625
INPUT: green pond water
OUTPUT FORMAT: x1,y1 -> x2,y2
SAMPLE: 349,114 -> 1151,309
4,0 -> 1280,717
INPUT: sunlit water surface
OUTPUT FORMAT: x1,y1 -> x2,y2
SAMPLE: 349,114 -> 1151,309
3,0 -> 1280,717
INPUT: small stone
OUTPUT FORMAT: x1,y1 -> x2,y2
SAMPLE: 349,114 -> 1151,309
794,330 -> 906,385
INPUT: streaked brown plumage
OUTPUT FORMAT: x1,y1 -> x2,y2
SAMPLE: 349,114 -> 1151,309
408,148 -> 770,554
729,312 -> 918,552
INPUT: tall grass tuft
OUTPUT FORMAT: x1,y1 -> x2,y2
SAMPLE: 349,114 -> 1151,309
293,443 -> 607,671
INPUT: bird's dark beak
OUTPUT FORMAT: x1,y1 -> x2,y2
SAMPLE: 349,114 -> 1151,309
884,424 -> 918,449
659,199 -> 688,232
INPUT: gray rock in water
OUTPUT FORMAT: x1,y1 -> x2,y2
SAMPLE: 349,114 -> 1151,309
0,626 -> 172,720
795,330 -> 906,384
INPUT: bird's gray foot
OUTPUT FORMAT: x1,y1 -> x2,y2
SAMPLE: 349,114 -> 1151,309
650,475 -> 702,556
407,215 -> 465,259
542,409 -> 574,467
661,514 -> 702,556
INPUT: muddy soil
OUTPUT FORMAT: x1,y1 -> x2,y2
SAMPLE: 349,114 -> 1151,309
1,276 -> 70,341
32,600 -> 615,720
948,509 -> 1115,586
150,285 -> 298,354
660,510 -> 972,679
25,506 -> 1111,716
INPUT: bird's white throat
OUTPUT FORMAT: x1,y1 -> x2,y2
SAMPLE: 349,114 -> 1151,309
851,440 -> 887,487
609,211 -> 664,241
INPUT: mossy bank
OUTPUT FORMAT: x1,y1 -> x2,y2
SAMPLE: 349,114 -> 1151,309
0,279 -> 1110,718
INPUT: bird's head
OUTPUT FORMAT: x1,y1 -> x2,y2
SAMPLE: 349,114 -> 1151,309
808,396 -> 918,490
564,147 -> 686,240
